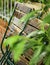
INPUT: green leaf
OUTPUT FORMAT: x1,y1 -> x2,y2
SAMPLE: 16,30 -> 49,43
44,54 -> 50,65
46,45 -> 50,52
4,35 -> 23,48
19,11 -> 37,23
29,45 -> 43,65
24,39 -> 38,51
46,25 -> 50,41
13,40 -> 26,61
27,30 -> 39,38
43,3 -> 50,12
27,30 -> 45,38
43,12 -> 50,24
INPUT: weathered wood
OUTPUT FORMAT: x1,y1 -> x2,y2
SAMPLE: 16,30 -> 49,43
14,10 -> 25,19
24,49 -> 33,60
0,25 -> 6,43
9,23 -> 26,36
0,18 -> 8,28
28,18 -> 41,29
0,19 -> 14,47
26,2 -> 45,10
17,61 -> 27,65
16,2 -> 45,12
16,2 -> 32,13
20,55 -> 29,64
24,24 -> 37,34
12,17 -> 41,35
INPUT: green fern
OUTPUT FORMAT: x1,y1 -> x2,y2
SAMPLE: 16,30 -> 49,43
13,40 -> 27,61
4,35 -> 22,48
18,11 -> 37,24
29,45 -> 44,65
3,2 -> 50,64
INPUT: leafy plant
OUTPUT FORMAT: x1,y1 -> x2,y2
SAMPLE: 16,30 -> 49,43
43,12 -> 50,24
4,15 -> 50,65
3,0 -> 50,65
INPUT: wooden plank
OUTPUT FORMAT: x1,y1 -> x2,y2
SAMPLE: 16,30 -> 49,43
0,25 -> 6,43
12,17 -> 41,30
17,61 -> 27,65
11,17 -> 41,35
25,2 -> 45,10
17,49 -> 33,65
11,17 -> 25,31
28,18 -> 41,29
24,49 -> 33,60
9,23 -> 20,35
14,10 -> 25,19
9,23 -> 26,36
16,2 -> 32,13
25,49 -> 33,56
20,55 -> 29,64
0,18 -> 8,28
24,25 -> 37,35
16,2 -> 44,13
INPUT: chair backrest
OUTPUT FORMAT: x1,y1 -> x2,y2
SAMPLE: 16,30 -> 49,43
0,0 -> 15,21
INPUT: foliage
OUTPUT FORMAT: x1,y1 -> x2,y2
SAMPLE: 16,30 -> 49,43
4,17 -> 50,65
43,12 -> 50,24
3,0 -> 50,65
18,10 -> 37,24
29,45 -> 44,65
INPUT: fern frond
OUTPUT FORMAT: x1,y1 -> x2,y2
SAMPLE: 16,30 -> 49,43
29,45 -> 44,65
13,40 -> 26,61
